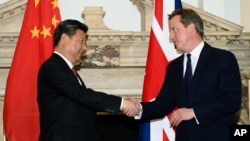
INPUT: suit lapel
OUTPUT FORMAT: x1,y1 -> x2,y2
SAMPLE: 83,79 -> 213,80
172,55 -> 189,104
188,43 -> 211,102
76,73 -> 86,87
53,53 -> 87,87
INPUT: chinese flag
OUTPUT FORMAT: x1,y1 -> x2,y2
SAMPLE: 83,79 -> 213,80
139,0 -> 182,141
3,0 -> 61,141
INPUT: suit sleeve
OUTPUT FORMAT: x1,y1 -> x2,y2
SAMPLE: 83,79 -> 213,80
38,61 -> 122,114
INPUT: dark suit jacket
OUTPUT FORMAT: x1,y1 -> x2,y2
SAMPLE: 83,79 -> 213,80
141,42 -> 242,141
37,53 -> 122,141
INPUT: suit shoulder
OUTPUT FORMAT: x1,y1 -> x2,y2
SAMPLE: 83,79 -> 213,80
211,46 -> 236,59
166,55 -> 183,72
168,55 -> 183,66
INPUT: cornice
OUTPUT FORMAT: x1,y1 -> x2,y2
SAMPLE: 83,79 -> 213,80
1,31 -> 248,47
182,3 -> 245,47
0,32 -> 19,46
183,3 -> 243,32
87,30 -> 150,45
232,32 -> 250,45
0,0 -> 26,21
0,31 -> 150,45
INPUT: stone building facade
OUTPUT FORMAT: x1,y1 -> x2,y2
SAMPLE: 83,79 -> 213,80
0,0 -> 250,140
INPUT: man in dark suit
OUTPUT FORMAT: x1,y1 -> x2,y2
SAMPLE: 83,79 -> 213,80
37,19 -> 140,141
129,9 -> 242,141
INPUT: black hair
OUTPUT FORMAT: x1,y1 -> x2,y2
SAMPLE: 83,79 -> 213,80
53,19 -> 88,47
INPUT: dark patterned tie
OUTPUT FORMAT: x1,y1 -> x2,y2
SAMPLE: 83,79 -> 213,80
184,54 -> 192,94
72,67 -> 84,86
72,67 -> 77,77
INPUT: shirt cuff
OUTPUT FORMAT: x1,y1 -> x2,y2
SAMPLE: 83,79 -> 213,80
120,97 -> 124,110
193,111 -> 199,124
134,103 -> 142,120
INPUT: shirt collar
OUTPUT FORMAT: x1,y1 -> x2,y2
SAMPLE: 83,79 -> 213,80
54,51 -> 74,69
186,41 -> 204,59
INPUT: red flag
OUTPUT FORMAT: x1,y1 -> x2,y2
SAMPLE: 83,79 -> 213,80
139,0 -> 182,141
3,0 -> 61,140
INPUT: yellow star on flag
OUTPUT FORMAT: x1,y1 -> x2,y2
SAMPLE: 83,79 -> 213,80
40,25 -> 51,39
30,25 -> 40,38
51,0 -> 59,9
52,15 -> 60,28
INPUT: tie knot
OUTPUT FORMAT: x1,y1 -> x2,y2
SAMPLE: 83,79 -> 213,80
187,54 -> 191,59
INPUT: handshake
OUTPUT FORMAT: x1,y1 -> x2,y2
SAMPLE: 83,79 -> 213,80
121,97 -> 142,117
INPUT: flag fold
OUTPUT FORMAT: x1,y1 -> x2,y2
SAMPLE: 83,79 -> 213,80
3,0 -> 61,140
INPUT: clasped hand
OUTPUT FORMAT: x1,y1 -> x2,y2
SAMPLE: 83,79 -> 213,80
121,97 -> 141,117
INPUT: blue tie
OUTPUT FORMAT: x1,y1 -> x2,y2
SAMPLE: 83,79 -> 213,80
184,54 -> 192,94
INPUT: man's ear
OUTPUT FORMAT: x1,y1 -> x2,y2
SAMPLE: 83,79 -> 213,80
188,23 -> 196,34
61,33 -> 68,42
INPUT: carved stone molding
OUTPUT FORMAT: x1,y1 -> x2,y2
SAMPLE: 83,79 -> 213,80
231,32 -> 250,47
0,0 -> 26,20
0,32 -> 18,67
0,32 -> 19,44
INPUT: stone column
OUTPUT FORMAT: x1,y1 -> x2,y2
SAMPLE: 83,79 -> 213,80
82,7 -> 111,30
130,0 -> 153,31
